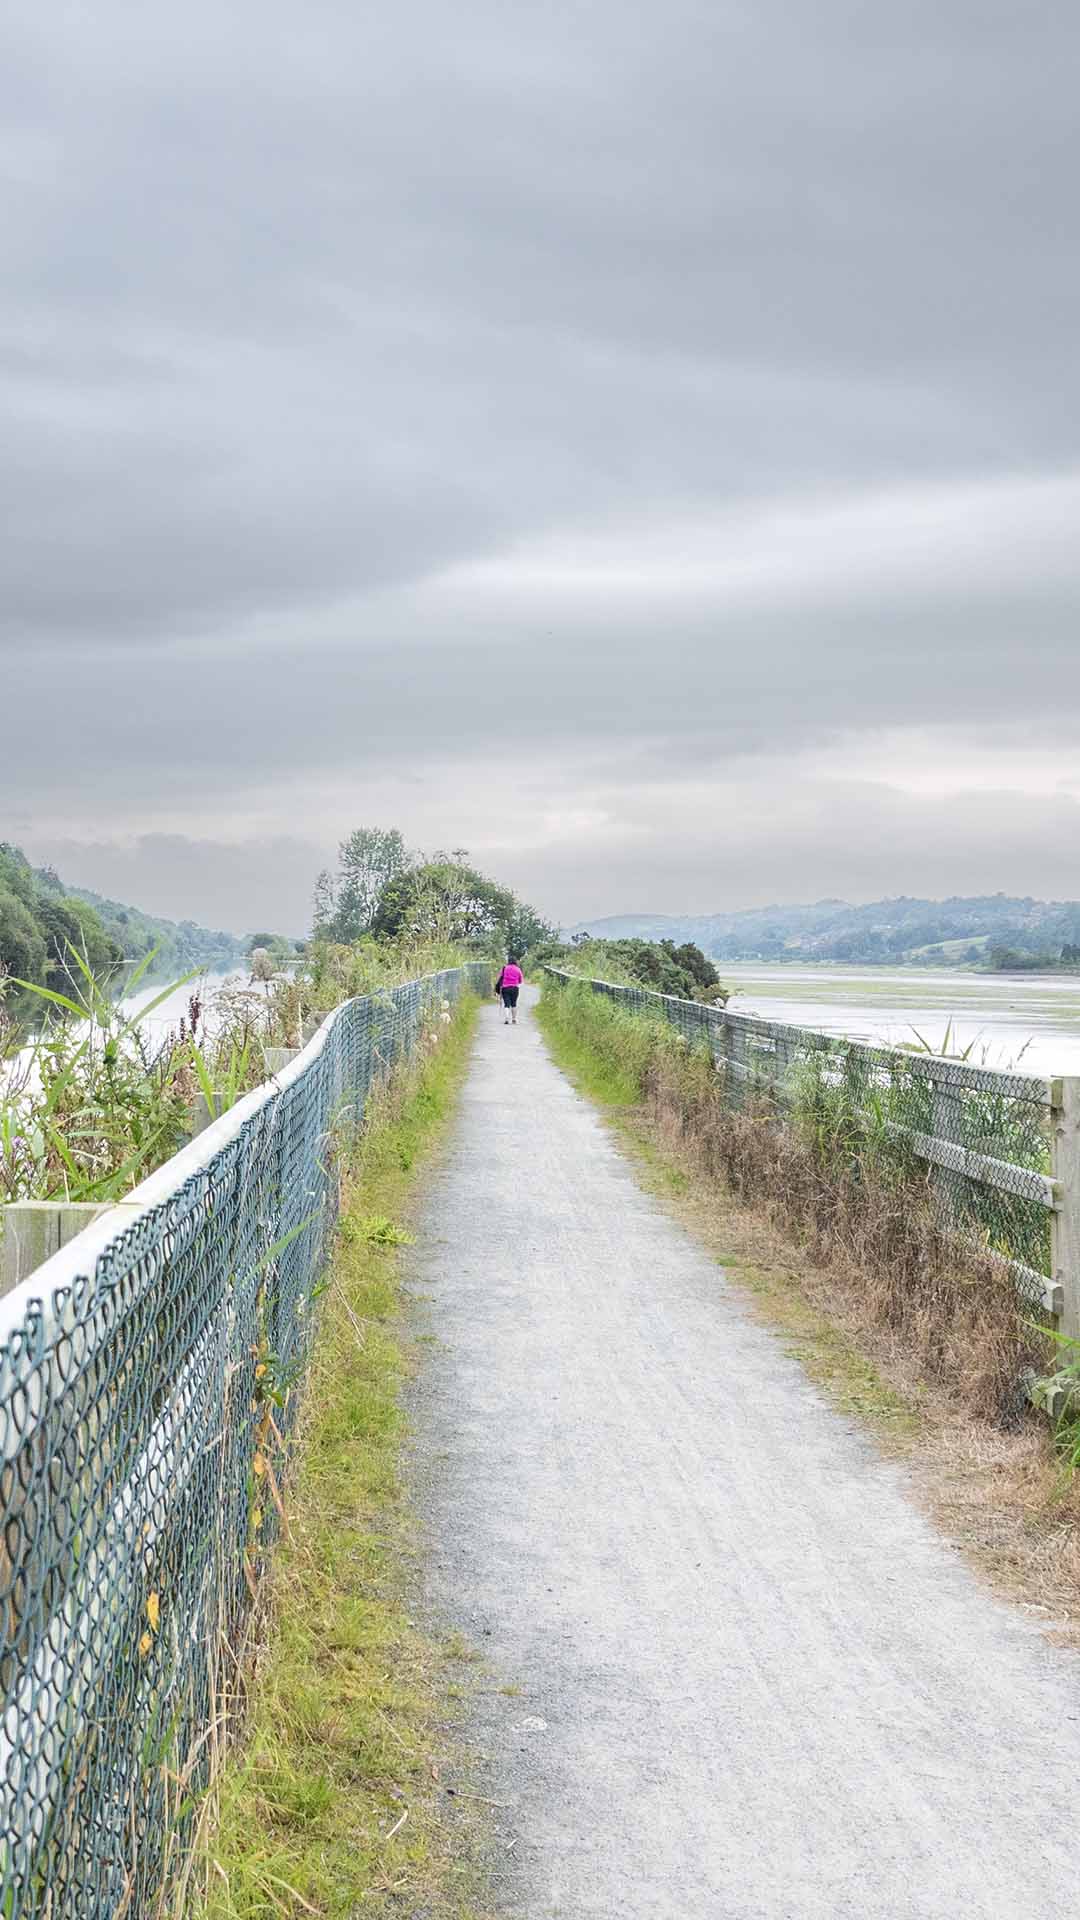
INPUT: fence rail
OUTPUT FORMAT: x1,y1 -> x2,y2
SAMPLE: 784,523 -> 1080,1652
543,968 -> 1080,1336
0,964 -> 488,1920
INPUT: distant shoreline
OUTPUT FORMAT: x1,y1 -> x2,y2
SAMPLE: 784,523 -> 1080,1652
715,958 -> 1080,981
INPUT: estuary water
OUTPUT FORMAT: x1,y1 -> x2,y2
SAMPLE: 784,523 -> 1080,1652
4,969 -> 247,1095
720,963 -> 1080,1077
117,967 -> 245,1040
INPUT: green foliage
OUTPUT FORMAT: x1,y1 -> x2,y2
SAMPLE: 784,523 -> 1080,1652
296,934 -> 469,1015
352,1213 -> 416,1247
987,944 -> 1080,973
1029,1335 -> 1080,1470
193,1000 -> 487,1920
315,826 -> 413,942
0,884 -> 47,987
38,894 -> 122,979
901,1020 -> 979,1061
244,931 -> 300,970
67,886 -> 243,975
539,935 -> 728,1003
0,841 -> 244,1013
367,852 -> 550,954
536,975 -> 682,1104
0,958 -> 295,1203
0,949 -> 200,1202
0,843 -> 123,1004
312,826 -> 554,963
371,859 -> 516,946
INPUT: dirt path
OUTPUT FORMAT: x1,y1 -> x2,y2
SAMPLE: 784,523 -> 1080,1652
409,991 -> 1080,1918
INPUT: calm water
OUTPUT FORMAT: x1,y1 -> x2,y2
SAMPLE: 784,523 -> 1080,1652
4,969 -> 247,1094
118,968 -> 245,1040
720,964 -> 1080,1076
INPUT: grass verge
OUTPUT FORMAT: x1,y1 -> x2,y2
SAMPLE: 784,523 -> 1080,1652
189,995 -> 492,1920
536,985 -> 1080,1637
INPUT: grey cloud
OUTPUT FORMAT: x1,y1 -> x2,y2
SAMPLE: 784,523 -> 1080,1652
499,780 -> 1080,925
29,777 -> 1080,936
5,1 -> 1080,924
5,0 -> 1080,643
29,835 -> 328,939
5,512 -> 1079,821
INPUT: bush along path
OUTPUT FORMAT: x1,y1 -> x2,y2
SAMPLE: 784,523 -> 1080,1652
409,987 -> 1080,1920
190,992 -> 495,1920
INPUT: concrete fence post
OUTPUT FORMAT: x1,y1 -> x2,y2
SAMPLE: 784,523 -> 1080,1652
1050,1077 -> 1080,1343
185,1090 -> 231,1139
263,1046 -> 299,1076
1,1201 -> 138,1297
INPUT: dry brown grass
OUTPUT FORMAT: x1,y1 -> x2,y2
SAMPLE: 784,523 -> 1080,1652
642,1046 -> 1048,1424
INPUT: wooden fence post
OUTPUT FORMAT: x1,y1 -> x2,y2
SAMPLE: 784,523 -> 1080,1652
771,1031 -> 789,1109
930,1071 -> 965,1226
1050,1078 -> 1080,1343
728,1020 -> 746,1111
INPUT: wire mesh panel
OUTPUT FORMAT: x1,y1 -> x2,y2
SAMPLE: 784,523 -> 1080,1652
544,968 -> 1055,1302
0,965 -> 487,1920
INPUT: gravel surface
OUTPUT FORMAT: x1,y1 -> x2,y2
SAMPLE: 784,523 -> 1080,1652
408,991 -> 1080,1918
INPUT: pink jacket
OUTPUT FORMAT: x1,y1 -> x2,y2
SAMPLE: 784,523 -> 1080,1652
497,964 -> 523,989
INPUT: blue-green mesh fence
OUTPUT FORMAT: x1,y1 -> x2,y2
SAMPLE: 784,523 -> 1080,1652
0,965 -> 487,1919
544,968 -> 1056,1310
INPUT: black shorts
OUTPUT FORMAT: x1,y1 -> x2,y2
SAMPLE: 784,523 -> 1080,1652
501,986 -> 519,1008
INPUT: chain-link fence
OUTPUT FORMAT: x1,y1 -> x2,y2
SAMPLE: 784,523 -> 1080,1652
0,964 -> 487,1920
544,969 -> 1059,1316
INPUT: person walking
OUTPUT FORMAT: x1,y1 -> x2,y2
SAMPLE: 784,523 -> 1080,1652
494,955 -> 524,1025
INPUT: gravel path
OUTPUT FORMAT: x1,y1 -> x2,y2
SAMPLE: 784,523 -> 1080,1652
409,991 -> 1080,1918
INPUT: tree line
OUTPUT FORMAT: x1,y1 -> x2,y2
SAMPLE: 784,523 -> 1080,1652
0,841 -> 248,1012
0,843 -> 124,994
311,828 -> 554,956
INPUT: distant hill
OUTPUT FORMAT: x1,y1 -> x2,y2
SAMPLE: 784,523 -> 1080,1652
568,896 -> 1080,968
65,882 -> 246,976
1,839 -> 245,1007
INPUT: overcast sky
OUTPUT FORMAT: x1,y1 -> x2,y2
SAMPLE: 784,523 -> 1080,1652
3,1 -> 1080,934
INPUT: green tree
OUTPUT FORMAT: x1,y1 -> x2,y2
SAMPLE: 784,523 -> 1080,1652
36,895 -> 122,980
0,843 -> 122,995
662,940 -> 720,992
538,935 -> 730,1004
504,899 -> 558,959
0,885 -> 48,985
319,827 -> 413,941
312,868 -> 337,937
371,859 -> 515,945
246,931 -> 298,968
